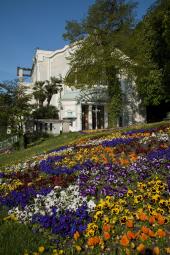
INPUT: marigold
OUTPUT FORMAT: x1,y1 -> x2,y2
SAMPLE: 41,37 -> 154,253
103,231 -> 111,240
120,234 -> 129,247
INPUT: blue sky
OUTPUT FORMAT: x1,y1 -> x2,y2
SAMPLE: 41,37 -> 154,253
0,0 -> 156,81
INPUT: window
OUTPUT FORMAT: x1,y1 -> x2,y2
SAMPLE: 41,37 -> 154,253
67,111 -> 73,117
45,123 -> 48,131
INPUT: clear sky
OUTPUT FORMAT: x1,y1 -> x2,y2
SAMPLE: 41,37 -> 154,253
0,0 -> 156,82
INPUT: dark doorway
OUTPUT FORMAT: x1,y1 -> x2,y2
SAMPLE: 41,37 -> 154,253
147,102 -> 170,123
82,105 -> 89,130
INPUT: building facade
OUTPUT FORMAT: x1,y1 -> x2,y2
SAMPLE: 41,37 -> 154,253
22,44 -> 145,131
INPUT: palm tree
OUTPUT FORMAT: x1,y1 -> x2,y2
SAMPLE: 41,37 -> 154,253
33,81 -> 46,107
45,76 -> 62,106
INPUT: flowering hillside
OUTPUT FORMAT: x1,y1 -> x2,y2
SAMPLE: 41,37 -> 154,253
0,123 -> 170,255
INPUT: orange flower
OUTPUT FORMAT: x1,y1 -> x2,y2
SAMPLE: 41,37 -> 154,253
141,226 -> 149,235
127,231 -> 136,240
129,152 -> 137,161
126,220 -> 134,228
149,216 -> 156,225
120,234 -> 129,247
120,159 -> 129,166
148,229 -> 155,238
153,247 -> 160,255
140,233 -> 148,241
156,229 -> 166,238
87,236 -> 101,246
137,243 -> 145,253
139,212 -> 148,221
157,215 -> 165,225
103,231 -> 111,240
103,224 -> 111,232
73,231 -> 80,241
155,213 -> 162,220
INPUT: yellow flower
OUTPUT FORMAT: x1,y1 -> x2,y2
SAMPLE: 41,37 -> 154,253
111,207 -> 120,214
38,246 -> 45,253
120,216 -> 127,224
103,216 -> 109,224
94,210 -> 103,220
105,196 -> 111,202
157,207 -> 165,215
127,190 -> 133,197
52,249 -> 58,255
134,195 -> 143,204
118,199 -> 126,206
86,229 -> 95,237
151,194 -> 160,203
59,250 -> 64,255
159,199 -> 167,207
75,245 -> 82,252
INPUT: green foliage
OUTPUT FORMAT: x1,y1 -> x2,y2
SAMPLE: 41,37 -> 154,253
127,0 -> 170,106
0,80 -> 32,137
0,220 -> 49,255
0,132 -> 82,167
33,81 -> 46,107
45,76 -> 62,106
33,77 -> 62,107
63,0 -> 137,125
32,105 -> 59,119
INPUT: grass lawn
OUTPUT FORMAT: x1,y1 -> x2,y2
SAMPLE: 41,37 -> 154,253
0,132 -> 83,168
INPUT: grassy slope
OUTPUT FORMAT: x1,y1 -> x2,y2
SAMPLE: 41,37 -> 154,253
0,121 -> 170,169
0,132 -> 82,168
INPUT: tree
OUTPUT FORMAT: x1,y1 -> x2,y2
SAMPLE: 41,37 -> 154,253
63,0 -> 137,126
127,0 -> 170,106
45,76 -> 62,106
32,105 -> 59,119
32,81 -> 46,107
0,80 -> 32,147
33,77 -> 62,107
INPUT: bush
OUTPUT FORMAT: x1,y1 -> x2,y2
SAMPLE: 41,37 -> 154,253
32,105 -> 59,119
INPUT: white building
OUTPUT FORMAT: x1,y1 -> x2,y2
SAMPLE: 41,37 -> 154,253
20,44 -> 145,131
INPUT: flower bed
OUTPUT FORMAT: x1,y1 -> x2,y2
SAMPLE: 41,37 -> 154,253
0,124 -> 170,254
